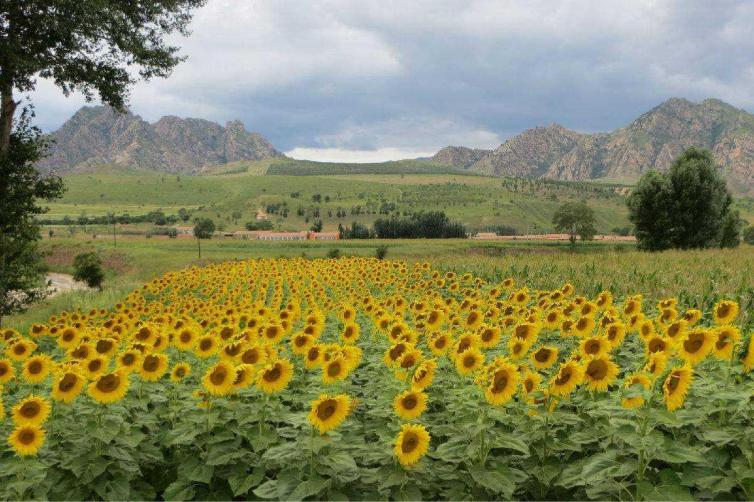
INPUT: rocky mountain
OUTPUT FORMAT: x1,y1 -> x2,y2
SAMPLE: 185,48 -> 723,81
431,146 -> 491,168
434,98 -> 754,193
38,106 -> 284,174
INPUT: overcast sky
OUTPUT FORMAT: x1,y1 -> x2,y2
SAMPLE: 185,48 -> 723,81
29,0 -> 754,162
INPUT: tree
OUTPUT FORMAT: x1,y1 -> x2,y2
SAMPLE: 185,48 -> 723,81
0,0 -> 203,323
73,252 -> 104,290
193,218 -> 215,259
375,245 -> 389,260
552,201 -> 596,247
310,220 -> 323,232
0,111 -> 64,325
719,210 -> 743,249
744,225 -> 754,245
178,208 -> 190,222
627,148 -> 734,251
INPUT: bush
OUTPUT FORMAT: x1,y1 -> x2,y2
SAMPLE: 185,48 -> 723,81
245,220 -> 273,231
744,225 -> 754,245
375,245 -> 388,260
488,225 -> 518,236
373,211 -> 466,239
326,248 -> 341,259
340,222 -> 373,239
72,252 -> 104,290
628,147 -> 734,250
611,226 -> 632,237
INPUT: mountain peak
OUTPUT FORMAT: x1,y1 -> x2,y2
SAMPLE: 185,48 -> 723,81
38,106 -> 283,174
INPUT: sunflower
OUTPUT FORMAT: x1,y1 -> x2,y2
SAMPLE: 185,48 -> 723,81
397,348 -> 422,372
202,361 -> 235,396
195,335 -> 219,358
21,355 -> 53,384
12,395 -> 52,426
549,361 -> 584,397
484,362 -> 519,406
682,309 -> 702,326
302,344 -> 323,370
507,338 -> 529,360
230,364 -> 255,390
69,342 -> 94,361
0,358 -> 15,384
139,353 -> 169,381
428,333 -> 451,356
6,338 -> 36,361
394,389 -> 428,420
341,346 -> 363,372
520,369 -> 541,397
240,345 -> 267,366
512,322 -> 540,345
582,356 -> 619,392
455,348 -> 484,376
411,359 -> 437,390
322,356 -> 349,384
712,326 -> 741,360
262,323 -> 286,345
622,296 -> 642,317
170,362 -> 191,383
341,323 -> 361,345
51,371 -> 86,403
94,338 -> 119,358
644,352 -> 668,380
621,373 -> 651,409
463,310 -> 483,330
603,322 -> 627,348
425,309 -> 445,331
572,316 -> 596,338
678,329 -> 713,365
83,356 -> 108,379
384,342 -> 410,367
57,327 -> 81,349
664,320 -> 688,344
308,394 -> 352,434
256,359 -> 294,394
531,345 -> 558,370
174,328 -> 198,350
290,332 -> 314,355
394,423 -> 430,468
579,336 -> 610,358
713,300 -> 739,325
88,371 -> 130,404
663,366 -> 693,411
645,334 -> 670,355
542,309 -> 563,329
117,350 -> 142,373
8,424 -> 45,457
478,325 -> 502,349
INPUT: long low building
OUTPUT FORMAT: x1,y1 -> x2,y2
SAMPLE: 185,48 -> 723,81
228,230 -> 340,241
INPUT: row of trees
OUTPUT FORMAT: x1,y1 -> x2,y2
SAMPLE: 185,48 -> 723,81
339,212 -> 467,239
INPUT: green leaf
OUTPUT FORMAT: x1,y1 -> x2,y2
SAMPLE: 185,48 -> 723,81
653,441 -> 706,464
162,480 -> 195,501
253,479 -> 279,499
468,465 -> 515,498
289,476 -> 330,501
489,432 -> 530,455
228,466 -> 266,497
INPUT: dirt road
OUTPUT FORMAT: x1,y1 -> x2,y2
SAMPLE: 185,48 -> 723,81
45,273 -> 91,297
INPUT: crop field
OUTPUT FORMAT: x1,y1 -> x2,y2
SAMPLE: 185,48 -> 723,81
1,253 -> 753,500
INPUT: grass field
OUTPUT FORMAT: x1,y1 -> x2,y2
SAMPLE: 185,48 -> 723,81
47,168 -> 635,234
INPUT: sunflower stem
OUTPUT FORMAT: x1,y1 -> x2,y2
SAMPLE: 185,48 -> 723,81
309,426 -> 316,476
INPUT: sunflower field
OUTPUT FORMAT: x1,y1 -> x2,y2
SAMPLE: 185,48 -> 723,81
1,257 -> 753,500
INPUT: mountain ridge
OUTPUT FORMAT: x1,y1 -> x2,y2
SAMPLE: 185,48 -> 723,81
37,106 -> 284,174
433,97 -> 754,193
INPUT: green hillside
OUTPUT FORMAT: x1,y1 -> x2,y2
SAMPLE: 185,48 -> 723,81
45,166 -> 639,234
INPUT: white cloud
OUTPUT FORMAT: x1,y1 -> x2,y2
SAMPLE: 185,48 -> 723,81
25,0 -> 754,153
285,147 -> 434,163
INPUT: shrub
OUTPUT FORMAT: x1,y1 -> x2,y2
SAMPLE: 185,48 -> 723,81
744,225 -> 754,245
245,220 -> 273,231
72,252 -> 104,290
326,248 -> 341,259
375,245 -> 388,260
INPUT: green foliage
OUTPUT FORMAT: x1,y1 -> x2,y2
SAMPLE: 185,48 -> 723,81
245,220 -> 274,231
375,245 -> 389,260
72,252 -> 104,289
552,201 -> 597,246
326,248 -> 341,259
744,226 -> 754,245
266,158 -> 466,176
0,109 -> 64,323
193,218 -> 215,239
628,148 -> 734,251
719,210 -> 743,248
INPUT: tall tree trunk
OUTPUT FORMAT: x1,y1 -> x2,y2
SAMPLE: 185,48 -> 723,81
0,82 -> 18,157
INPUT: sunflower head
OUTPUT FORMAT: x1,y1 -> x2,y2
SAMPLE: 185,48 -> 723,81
88,371 -> 130,404
394,423 -> 430,468
8,424 -> 46,457
308,394 -> 352,434
393,389 -> 428,420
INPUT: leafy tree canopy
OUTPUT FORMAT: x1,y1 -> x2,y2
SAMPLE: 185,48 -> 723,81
552,201 -> 596,246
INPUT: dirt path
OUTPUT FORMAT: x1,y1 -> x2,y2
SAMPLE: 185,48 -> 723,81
45,273 -> 91,297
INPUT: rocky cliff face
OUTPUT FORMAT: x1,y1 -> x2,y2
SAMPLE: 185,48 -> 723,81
38,106 -> 283,174
436,98 -> 754,193
431,146 -> 491,168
